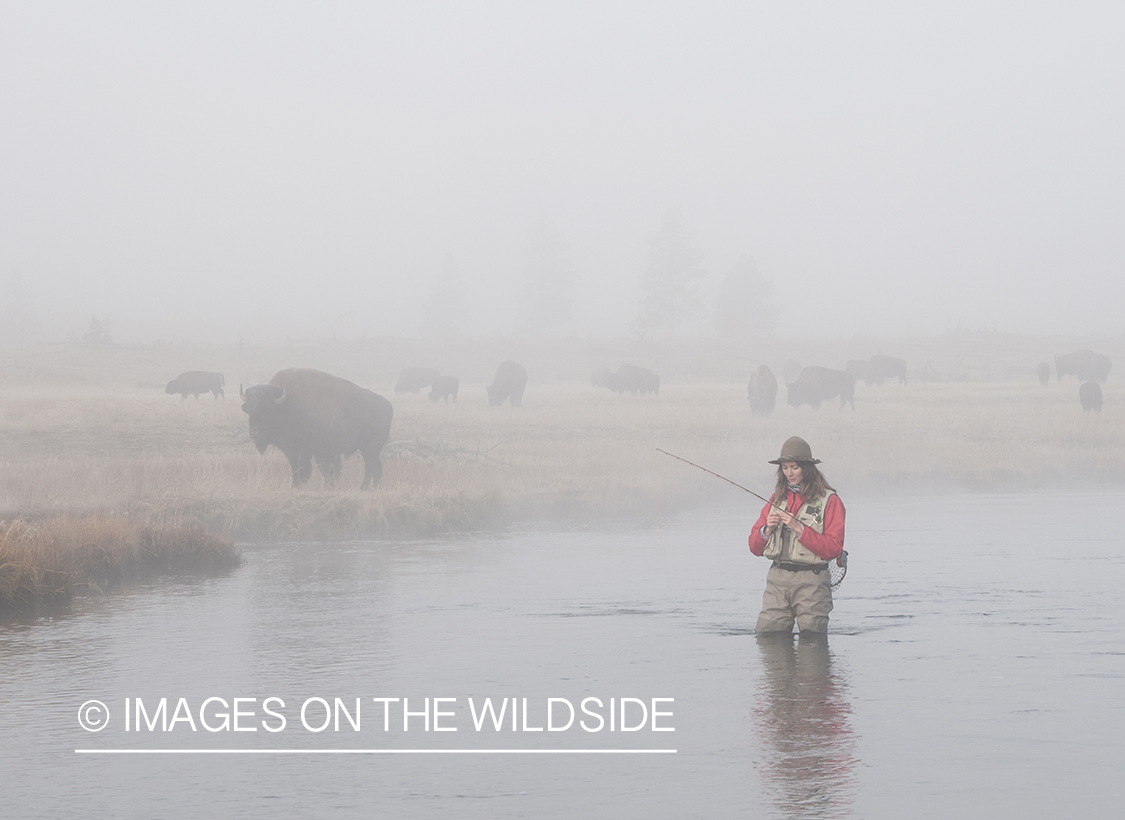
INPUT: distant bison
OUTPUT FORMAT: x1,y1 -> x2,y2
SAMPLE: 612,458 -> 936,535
787,366 -> 856,411
591,367 -> 614,389
1079,381 -> 1103,413
845,359 -> 869,382
1036,362 -> 1051,386
1089,353 -> 1113,383
165,371 -> 225,399
429,375 -> 459,403
608,364 -> 660,395
747,365 -> 778,418
395,367 -> 441,393
1055,350 -> 1112,383
866,355 -> 907,386
240,368 -> 393,489
487,361 -> 528,406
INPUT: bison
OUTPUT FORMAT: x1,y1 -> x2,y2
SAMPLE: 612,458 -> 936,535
608,364 -> 660,395
1036,362 -> 1051,386
395,367 -> 441,393
1056,350 -> 1112,383
591,367 -> 614,389
165,371 -> 225,399
747,365 -> 778,418
1088,353 -> 1112,383
866,355 -> 907,386
487,361 -> 528,406
240,368 -> 393,489
1055,350 -> 1092,381
787,366 -> 856,411
429,375 -> 459,403
1079,381 -> 1103,413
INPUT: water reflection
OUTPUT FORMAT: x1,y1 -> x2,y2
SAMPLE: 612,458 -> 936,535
753,633 -> 858,819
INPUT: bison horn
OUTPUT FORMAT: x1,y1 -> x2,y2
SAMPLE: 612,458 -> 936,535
239,384 -> 245,399
274,389 -> 286,405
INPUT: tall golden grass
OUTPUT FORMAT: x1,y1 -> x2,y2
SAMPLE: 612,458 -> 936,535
0,514 -> 239,612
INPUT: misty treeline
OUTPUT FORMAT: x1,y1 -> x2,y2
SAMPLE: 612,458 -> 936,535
1,272 -> 116,347
416,208 -> 775,342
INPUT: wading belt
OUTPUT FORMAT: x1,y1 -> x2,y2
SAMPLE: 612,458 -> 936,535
772,562 -> 823,574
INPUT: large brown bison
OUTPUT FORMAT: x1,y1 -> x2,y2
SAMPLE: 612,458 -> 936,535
395,367 -> 441,393
240,368 -> 393,489
1079,381 -> 1103,413
747,364 -> 777,418
866,355 -> 907,386
787,366 -> 856,410
429,375 -> 459,403
1055,350 -> 1112,383
166,371 -> 225,399
487,361 -> 528,406
1037,362 -> 1051,386
1089,353 -> 1113,383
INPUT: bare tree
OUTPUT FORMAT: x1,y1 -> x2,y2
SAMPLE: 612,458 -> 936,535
83,314 -> 113,346
634,207 -> 706,338
713,254 -> 776,339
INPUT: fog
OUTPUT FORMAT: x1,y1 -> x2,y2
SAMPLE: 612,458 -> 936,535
2,2 -> 1123,344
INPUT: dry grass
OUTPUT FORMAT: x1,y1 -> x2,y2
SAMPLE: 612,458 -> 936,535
1,336 -> 1123,547
0,514 -> 239,612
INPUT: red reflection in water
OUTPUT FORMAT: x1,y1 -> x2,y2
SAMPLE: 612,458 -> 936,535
753,633 -> 858,819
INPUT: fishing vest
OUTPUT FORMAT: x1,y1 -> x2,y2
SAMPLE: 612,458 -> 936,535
762,489 -> 835,567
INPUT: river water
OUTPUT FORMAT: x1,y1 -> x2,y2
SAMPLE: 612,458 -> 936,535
3,492 -> 1123,819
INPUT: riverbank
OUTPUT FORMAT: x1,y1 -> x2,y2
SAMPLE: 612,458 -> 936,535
0,514 -> 239,613
1,336 -> 1121,543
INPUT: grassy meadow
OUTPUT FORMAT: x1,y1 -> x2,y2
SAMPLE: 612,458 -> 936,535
1,333 -> 1122,559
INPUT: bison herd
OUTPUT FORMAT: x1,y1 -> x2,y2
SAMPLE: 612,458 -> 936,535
159,344 -> 1111,490
163,360 -> 533,489
742,348 -> 1113,417
744,354 -> 906,417
1047,349 -> 1111,414
393,368 -> 461,403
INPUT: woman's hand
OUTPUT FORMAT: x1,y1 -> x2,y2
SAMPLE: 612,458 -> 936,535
764,506 -> 782,535
774,507 -> 804,536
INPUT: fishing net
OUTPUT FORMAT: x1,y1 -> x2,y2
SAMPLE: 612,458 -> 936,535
829,550 -> 848,589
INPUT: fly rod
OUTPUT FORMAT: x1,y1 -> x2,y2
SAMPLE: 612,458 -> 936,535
655,448 -> 786,513
657,447 -> 849,586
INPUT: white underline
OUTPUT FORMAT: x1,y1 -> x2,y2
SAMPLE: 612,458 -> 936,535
76,748 -> 676,755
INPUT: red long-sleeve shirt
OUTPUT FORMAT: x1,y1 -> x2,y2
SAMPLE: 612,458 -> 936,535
747,489 -> 846,562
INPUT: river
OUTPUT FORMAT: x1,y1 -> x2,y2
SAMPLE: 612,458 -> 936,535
2,492 -> 1123,819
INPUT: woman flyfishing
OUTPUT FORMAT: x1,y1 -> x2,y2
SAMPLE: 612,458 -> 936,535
748,436 -> 846,634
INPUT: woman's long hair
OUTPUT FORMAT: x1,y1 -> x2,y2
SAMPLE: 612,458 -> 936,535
771,462 -> 835,504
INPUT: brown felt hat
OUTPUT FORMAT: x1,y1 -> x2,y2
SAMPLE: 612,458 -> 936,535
768,436 -> 821,465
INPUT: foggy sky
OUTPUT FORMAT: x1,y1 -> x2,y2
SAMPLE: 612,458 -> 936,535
2,2 -> 1123,343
